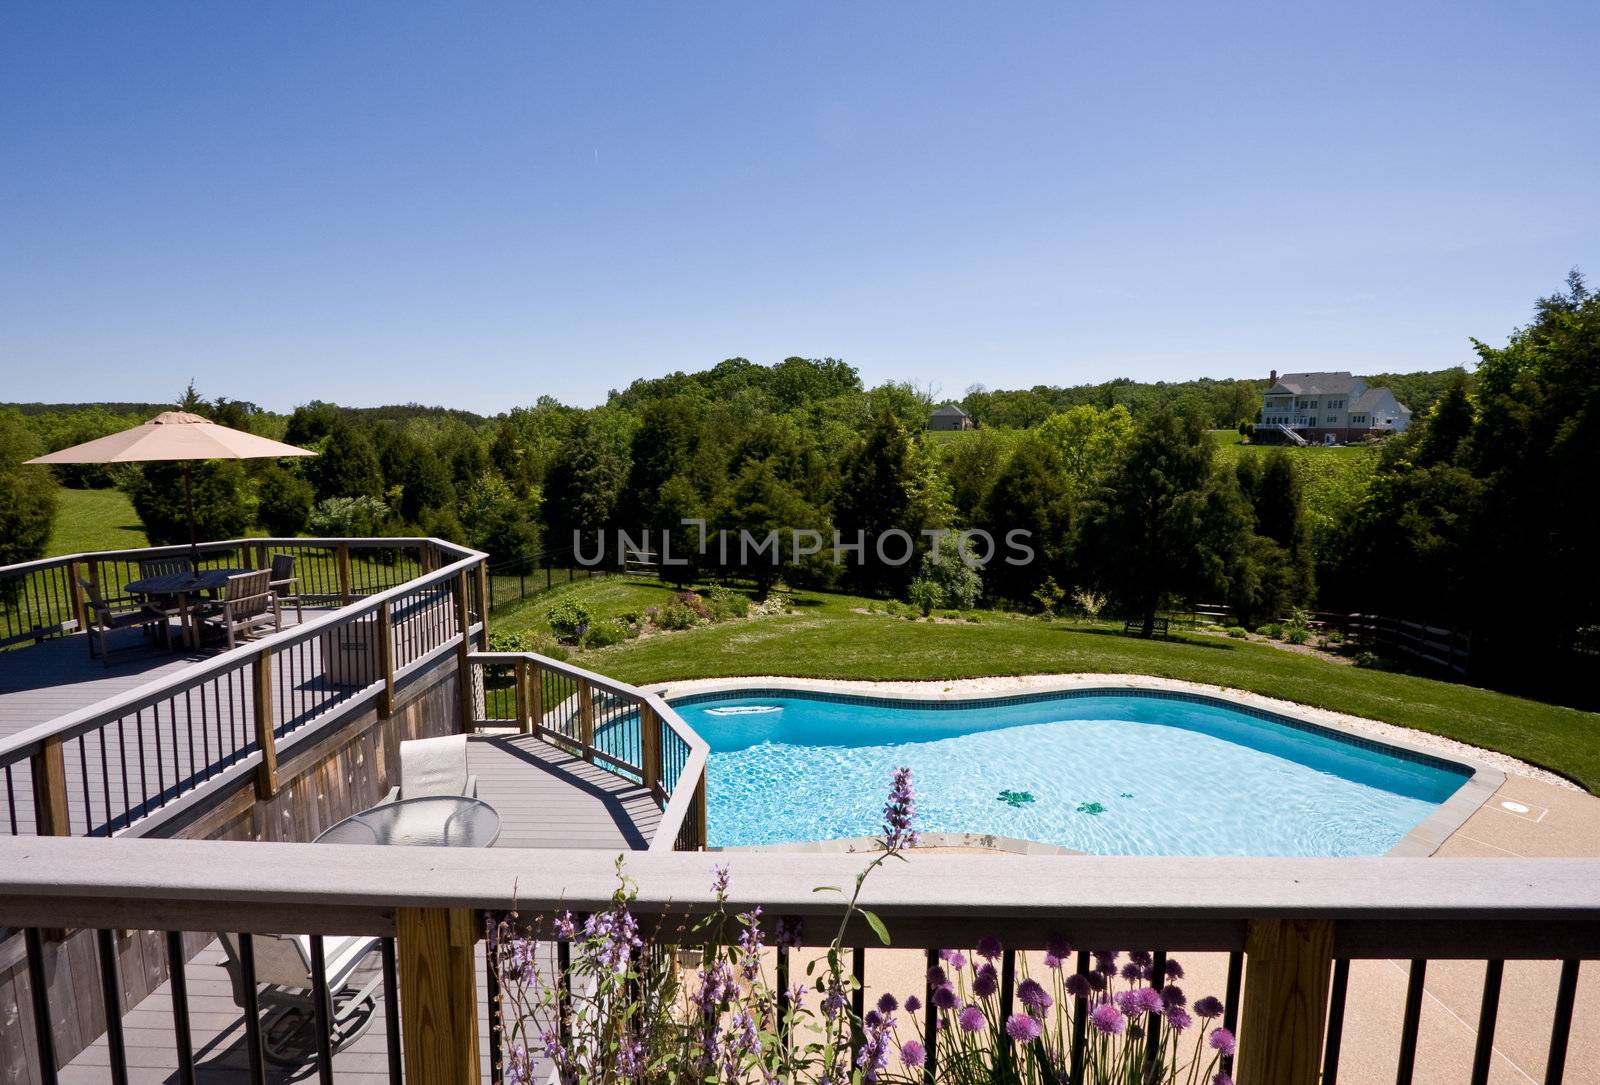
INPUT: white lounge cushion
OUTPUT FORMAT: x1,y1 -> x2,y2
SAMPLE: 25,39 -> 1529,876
399,734 -> 469,798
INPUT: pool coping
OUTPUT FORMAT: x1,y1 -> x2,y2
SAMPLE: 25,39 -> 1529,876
714,832 -> 1084,856
647,674 -> 1507,858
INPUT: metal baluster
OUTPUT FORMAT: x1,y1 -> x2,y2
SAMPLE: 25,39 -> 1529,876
1070,950 -> 1089,1084
1221,950 -> 1242,1077
558,925 -> 576,1048
923,947 -> 939,1085
97,732 -> 111,836
309,936 -> 336,1084
381,937 -> 403,1083
777,945 -> 790,1051
851,946 -> 866,1061
26,927 -> 59,1085
237,935 -> 267,1085
166,931 -> 197,1085
1544,959 -> 1580,1085
96,929 -> 130,1085
1322,958 -> 1350,1085
1468,959 -> 1502,1085
76,736 -> 91,835
1145,950 -> 1165,1071
486,919 -> 504,1085
1395,960 -> 1427,1085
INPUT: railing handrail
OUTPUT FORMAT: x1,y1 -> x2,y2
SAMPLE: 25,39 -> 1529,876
0,535 -> 445,579
0,837 -> 1596,956
0,536 -> 487,764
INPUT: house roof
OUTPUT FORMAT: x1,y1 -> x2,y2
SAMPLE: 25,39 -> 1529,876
1353,387 -> 1411,413
930,405 -> 970,417
1266,371 -> 1360,396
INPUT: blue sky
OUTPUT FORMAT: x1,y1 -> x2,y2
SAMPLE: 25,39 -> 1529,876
2,2 -> 1596,414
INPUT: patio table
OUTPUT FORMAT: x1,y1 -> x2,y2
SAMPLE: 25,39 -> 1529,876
123,568 -> 246,650
313,795 -> 501,847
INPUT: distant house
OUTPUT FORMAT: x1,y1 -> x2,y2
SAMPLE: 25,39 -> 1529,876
928,404 -> 974,432
1257,370 -> 1411,445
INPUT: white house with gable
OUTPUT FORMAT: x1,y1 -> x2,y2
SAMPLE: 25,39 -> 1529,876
1258,370 -> 1411,445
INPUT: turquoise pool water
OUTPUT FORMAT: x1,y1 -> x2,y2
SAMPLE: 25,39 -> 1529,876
670,690 -> 1472,856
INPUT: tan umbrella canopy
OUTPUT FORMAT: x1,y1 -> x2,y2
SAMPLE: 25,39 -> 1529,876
26,411 -> 315,555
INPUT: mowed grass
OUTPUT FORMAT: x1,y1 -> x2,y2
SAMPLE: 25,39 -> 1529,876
504,577 -> 1600,792
46,486 -> 148,556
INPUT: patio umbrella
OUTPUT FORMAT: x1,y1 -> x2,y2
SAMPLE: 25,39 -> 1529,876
25,411 -> 316,558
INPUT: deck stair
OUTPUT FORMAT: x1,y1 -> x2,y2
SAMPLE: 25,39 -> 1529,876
1274,422 -> 1309,446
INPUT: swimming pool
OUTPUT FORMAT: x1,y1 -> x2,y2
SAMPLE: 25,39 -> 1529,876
668,688 -> 1475,856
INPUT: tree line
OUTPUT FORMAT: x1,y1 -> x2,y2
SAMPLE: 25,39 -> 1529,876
3,274 -> 1593,703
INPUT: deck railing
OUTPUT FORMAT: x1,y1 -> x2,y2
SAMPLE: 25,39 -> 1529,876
466,651 -> 709,850
0,840 -> 1594,1084
0,537 -> 488,839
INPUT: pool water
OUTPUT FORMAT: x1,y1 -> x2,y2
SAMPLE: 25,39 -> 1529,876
670,690 -> 1472,856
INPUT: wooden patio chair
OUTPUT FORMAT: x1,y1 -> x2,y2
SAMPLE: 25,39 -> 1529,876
379,734 -> 478,803
136,556 -> 195,624
268,553 -> 303,622
79,576 -> 169,664
217,932 -> 383,1066
198,569 -> 281,649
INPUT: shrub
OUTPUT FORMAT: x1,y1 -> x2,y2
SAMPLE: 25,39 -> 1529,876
583,619 -> 630,650
546,599 -> 593,644
704,583 -> 749,621
655,600 -> 702,631
1071,587 -> 1108,622
1257,622 -> 1283,639
129,460 -> 252,545
1225,625 -> 1248,638
1032,576 -> 1065,619
255,464 -> 315,536
915,542 -> 983,610
1283,625 -> 1311,645
306,495 -> 391,538
488,628 -> 535,654
1355,651 -> 1386,669
907,578 -> 944,617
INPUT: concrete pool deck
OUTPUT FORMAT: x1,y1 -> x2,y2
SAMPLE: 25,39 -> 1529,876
671,674 -> 1600,1083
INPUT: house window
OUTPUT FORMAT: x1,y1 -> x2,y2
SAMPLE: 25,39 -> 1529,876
1311,400 -> 1319,408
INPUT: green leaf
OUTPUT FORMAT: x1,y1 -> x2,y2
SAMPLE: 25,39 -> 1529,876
813,884 -> 843,894
861,909 -> 891,946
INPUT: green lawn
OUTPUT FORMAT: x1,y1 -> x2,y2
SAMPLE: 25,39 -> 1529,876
506,577 -> 1600,793
46,486 -> 148,556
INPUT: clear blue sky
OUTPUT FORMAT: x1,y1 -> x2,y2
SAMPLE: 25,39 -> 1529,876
3,2 -> 1596,414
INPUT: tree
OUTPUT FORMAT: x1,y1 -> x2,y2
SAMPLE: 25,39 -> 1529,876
461,474 -> 540,567
126,460 -> 251,546
1034,404 -> 1134,492
1076,411 -> 1248,636
0,410 -> 57,572
711,460 -> 827,597
976,436 -> 1074,605
543,409 -> 632,555
309,418 -> 384,501
831,411 -> 919,596
255,463 -> 315,536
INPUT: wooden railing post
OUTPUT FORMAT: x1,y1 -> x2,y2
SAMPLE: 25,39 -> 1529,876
336,543 -> 354,604
640,702 -> 662,799
456,571 -> 474,733
475,561 -> 491,650
396,907 -> 480,1083
30,736 -> 71,837
377,601 -> 396,719
255,541 -> 268,571
252,650 -> 279,800
527,659 -> 544,733
514,658 -> 530,734
67,559 -> 88,632
693,769 -> 708,849
578,683 -> 596,759
1234,918 -> 1334,1085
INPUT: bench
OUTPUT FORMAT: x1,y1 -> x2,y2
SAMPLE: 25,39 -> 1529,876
1123,617 -> 1169,637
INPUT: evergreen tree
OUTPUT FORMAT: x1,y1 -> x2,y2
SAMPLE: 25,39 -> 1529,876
0,410 -> 57,575
977,437 -> 1074,605
831,410 -> 918,596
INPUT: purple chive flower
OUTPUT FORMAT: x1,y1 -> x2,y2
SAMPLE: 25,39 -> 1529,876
1213,1075 -> 1234,1085
977,935 -> 1003,961
1121,962 -> 1144,981
1165,959 -> 1185,980
1115,990 -> 1143,1016
1006,1012 -> 1043,1042
1094,950 -> 1119,973
1165,1006 -> 1193,1031
904,994 -> 922,1013
1163,985 -> 1187,1007
946,950 -> 968,972
1090,1003 -> 1126,1035
1065,973 -> 1092,999
1046,936 -> 1072,959
1194,996 -> 1224,1019
1043,953 -> 1064,970
1130,950 -> 1153,967
958,1005 -> 985,1032
932,984 -> 959,1010
878,992 -> 899,1014
1086,971 -> 1107,992
1137,987 -> 1165,1013
899,1040 -> 927,1069
1018,978 -> 1053,1012
865,1010 -> 883,1028
927,964 -> 948,988
1210,1028 -> 1237,1057
973,963 -> 999,998
883,767 -> 920,849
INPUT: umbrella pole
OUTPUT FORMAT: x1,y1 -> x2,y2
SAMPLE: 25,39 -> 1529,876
183,462 -> 200,564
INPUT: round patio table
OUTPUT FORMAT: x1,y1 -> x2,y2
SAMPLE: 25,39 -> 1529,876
313,796 -> 501,848
123,568 -> 247,649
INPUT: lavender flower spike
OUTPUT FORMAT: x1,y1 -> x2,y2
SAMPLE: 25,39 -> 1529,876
883,767 -> 920,849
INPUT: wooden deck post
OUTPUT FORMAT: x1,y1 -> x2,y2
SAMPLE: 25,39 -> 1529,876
252,650 -> 279,800
514,658 -> 530,734
255,541 -> 269,571
377,602 -> 396,719
1235,918 -> 1335,1085
455,571 -> 474,733
396,906 -> 480,1083
578,683 -> 595,759
67,559 -> 88,633
31,736 -> 71,837
640,702 -> 662,798
475,561 -> 491,650
336,543 -> 354,605
692,770 -> 708,849
527,660 -> 544,734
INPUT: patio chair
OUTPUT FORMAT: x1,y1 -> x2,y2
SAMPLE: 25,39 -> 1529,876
217,932 -> 382,1066
268,553 -> 303,622
198,569 -> 281,649
79,577 -> 169,664
136,556 -> 196,625
380,734 -> 478,804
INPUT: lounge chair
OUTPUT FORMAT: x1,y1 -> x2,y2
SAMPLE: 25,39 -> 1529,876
199,570 -> 281,649
380,734 -> 478,804
268,553 -> 303,622
79,577 -> 169,664
217,932 -> 382,1066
